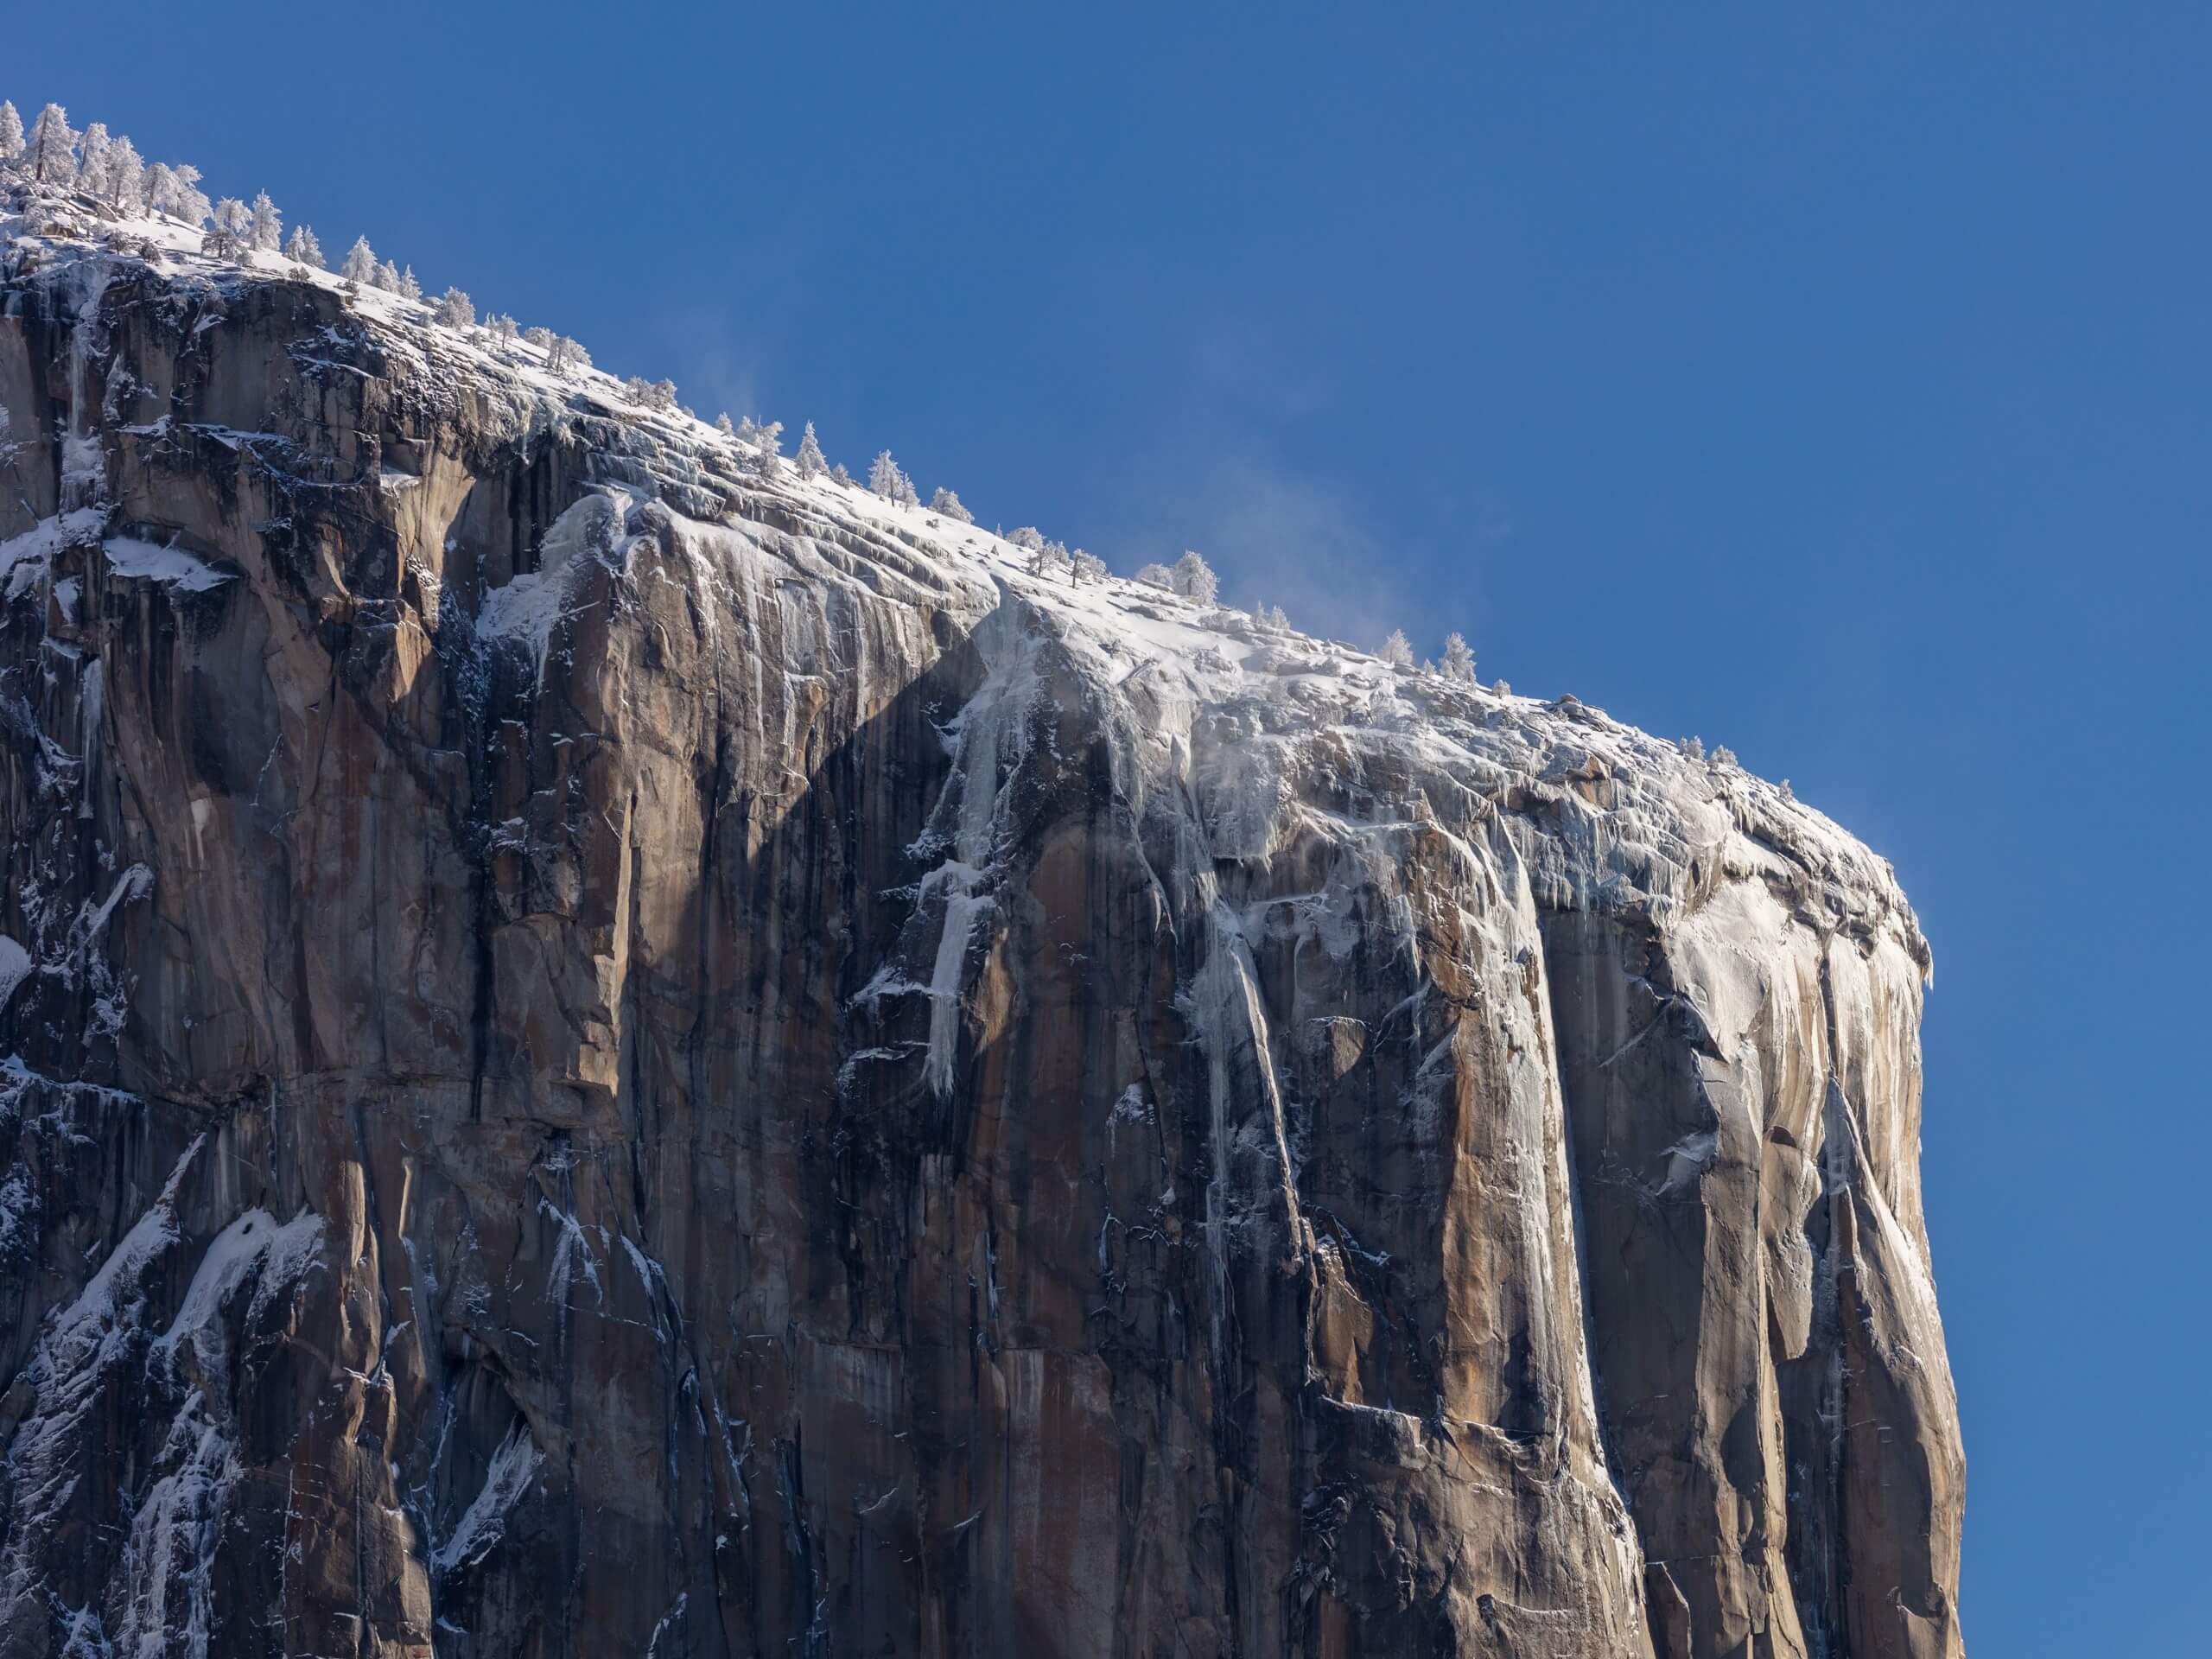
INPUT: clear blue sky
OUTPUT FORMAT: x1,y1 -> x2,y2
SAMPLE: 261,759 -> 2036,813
17,3 -> 2206,1647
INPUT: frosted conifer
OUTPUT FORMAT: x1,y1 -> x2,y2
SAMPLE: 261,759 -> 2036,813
143,162 -> 179,216
176,179 -> 212,229
544,335 -> 590,376
869,449 -> 912,502
101,137 -> 144,212
203,197 -> 251,257
522,324 -> 555,350
1441,632 -> 1476,681
829,461 -> 857,488
433,288 -> 475,329
1380,629 -> 1414,667
398,265 -> 422,302
1171,550 -> 1218,605
1135,563 -> 1174,589
283,226 -> 323,267
26,105 -> 77,184
341,237 -> 377,283
372,259 -> 401,292
796,423 -> 827,480
147,163 -> 210,229
0,102 -> 23,167
486,314 -> 518,346
74,123 -> 111,188
248,191 -> 283,253
928,486 -> 973,524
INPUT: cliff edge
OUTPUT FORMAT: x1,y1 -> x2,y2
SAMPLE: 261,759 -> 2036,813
0,191 -> 1961,1657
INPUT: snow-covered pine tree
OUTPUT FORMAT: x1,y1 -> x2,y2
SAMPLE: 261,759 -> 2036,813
544,335 -> 591,376
248,191 -> 283,253
25,105 -> 77,184
340,236 -> 377,283
1441,632 -> 1476,681
521,324 -> 554,350
715,412 -> 737,437
283,226 -> 323,268
175,173 -> 212,230
795,422 -> 827,480
1677,735 -> 1704,760
1492,678 -> 1510,696
868,449 -> 906,500
1071,550 -> 1108,584
1135,563 -> 1175,589
0,102 -> 23,167
100,137 -> 144,212
203,198 -> 251,257
486,314 -> 518,347
433,288 -> 475,329
1171,550 -> 1218,605
652,379 -> 680,412
75,123 -> 111,189
752,420 -> 783,472
372,259 -> 402,292
1380,628 -> 1414,667
143,162 -> 209,228
398,266 -> 422,302
829,461 -> 857,488
928,487 -> 974,524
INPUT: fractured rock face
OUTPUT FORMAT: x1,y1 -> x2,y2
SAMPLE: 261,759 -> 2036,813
0,209 -> 1963,1657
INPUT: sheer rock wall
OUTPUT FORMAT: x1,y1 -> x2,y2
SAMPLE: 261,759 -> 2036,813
0,226 -> 1963,1658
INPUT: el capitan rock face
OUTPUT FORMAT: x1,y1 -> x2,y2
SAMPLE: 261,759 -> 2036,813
0,199 -> 1962,1658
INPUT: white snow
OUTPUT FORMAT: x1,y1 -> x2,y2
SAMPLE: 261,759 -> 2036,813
0,935 -> 30,1008
432,1418 -> 544,1573
0,508 -> 108,594
99,536 -> 233,592
152,1207 -> 325,1368
477,489 -> 634,683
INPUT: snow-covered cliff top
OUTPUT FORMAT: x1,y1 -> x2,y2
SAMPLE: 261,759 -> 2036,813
1,185 -> 1929,979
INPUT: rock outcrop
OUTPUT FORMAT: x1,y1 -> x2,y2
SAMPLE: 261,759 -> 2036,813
0,196 -> 1963,1657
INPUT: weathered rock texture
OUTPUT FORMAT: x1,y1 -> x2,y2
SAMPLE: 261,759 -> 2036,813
0,204 -> 1964,1658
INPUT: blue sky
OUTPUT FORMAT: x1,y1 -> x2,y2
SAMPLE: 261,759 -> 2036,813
16,3 -> 2208,1647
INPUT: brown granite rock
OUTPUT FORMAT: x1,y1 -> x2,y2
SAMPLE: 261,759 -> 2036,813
0,216 -> 1961,1657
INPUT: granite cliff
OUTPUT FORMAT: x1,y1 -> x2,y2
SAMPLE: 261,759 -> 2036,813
0,186 -> 1963,1657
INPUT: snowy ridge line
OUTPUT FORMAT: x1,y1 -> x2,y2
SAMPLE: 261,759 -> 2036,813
1,168 -> 1924,972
